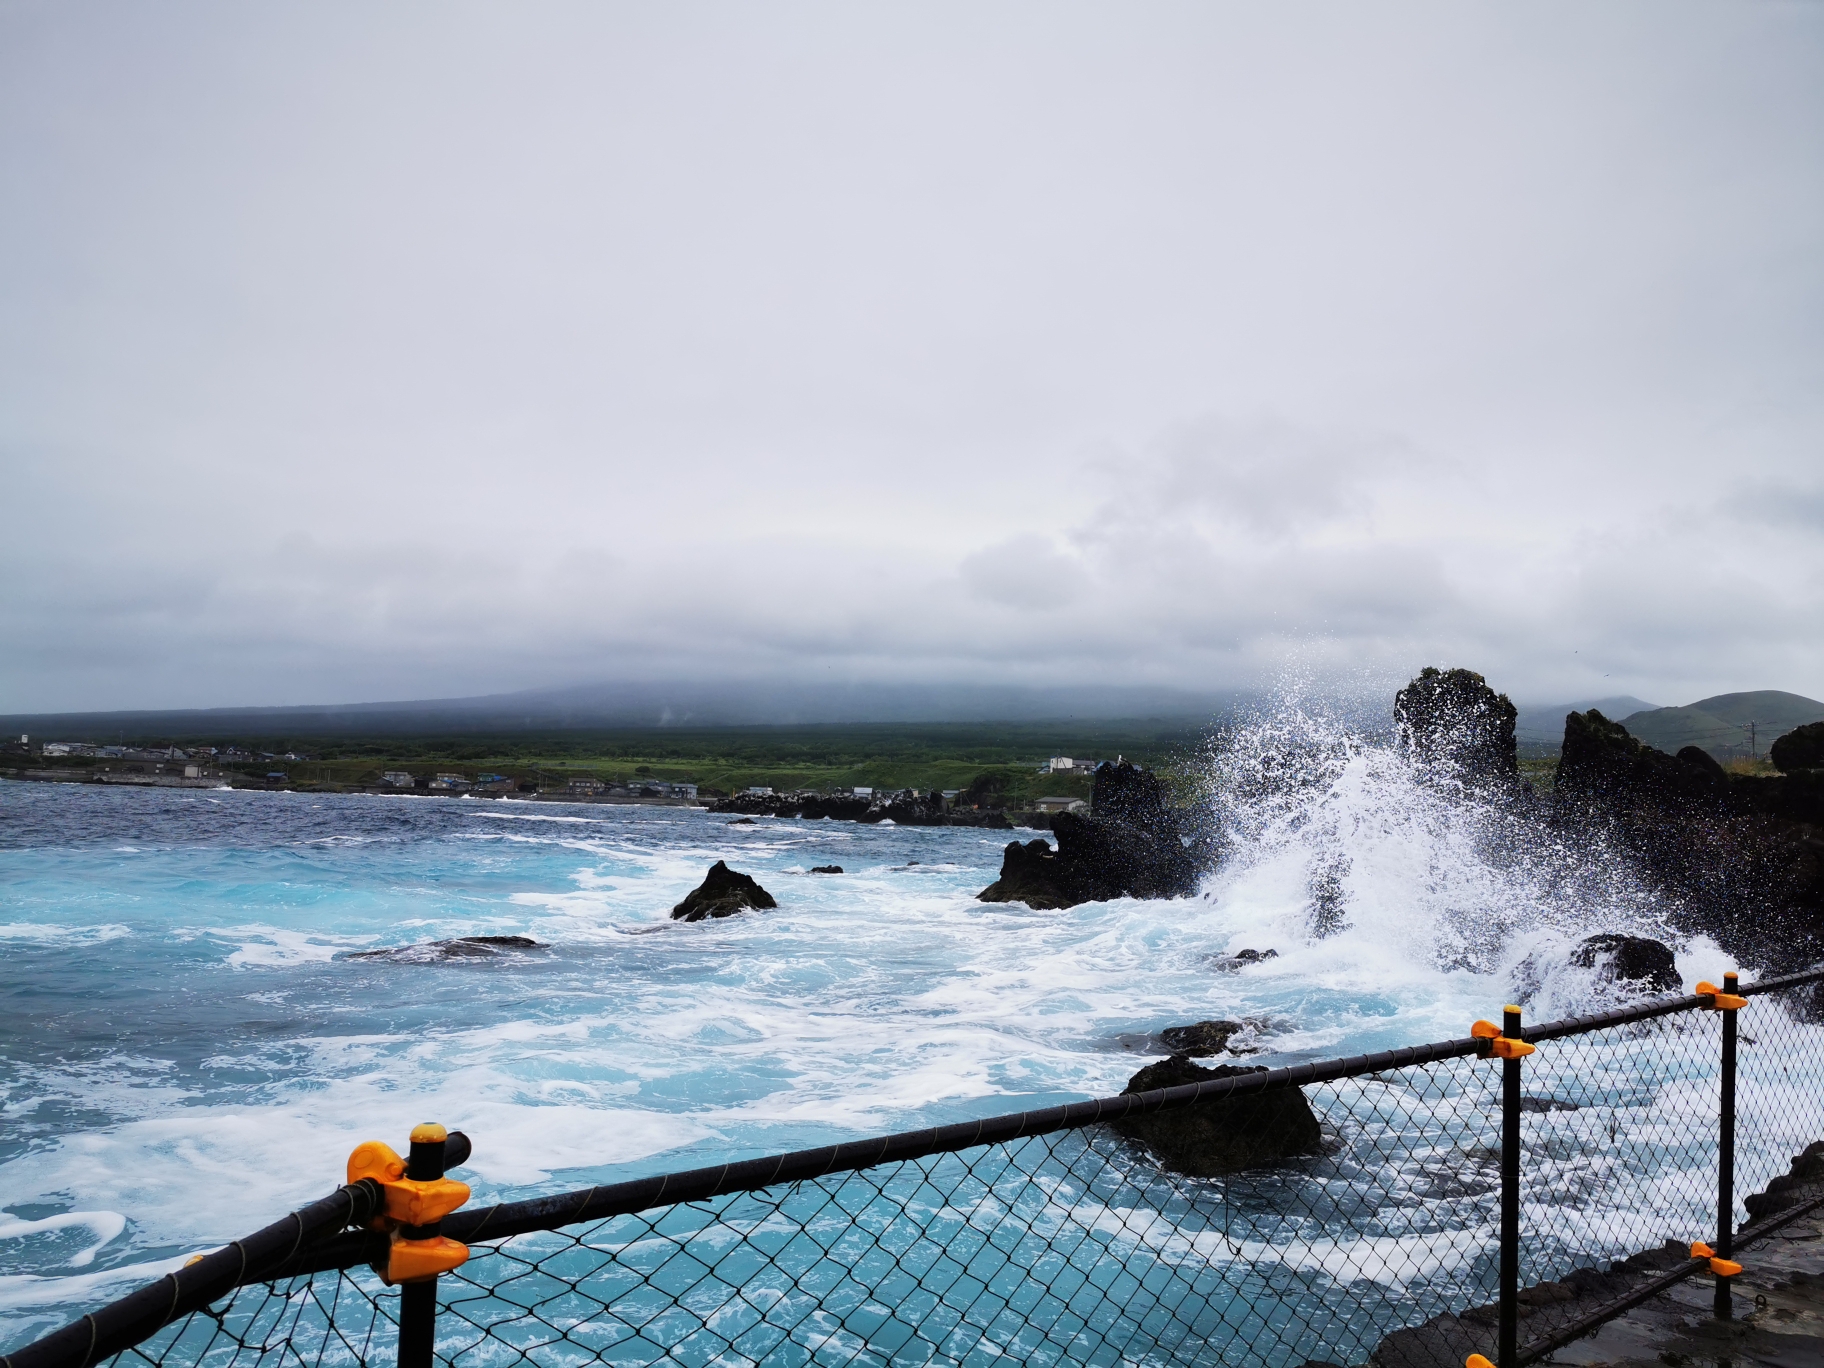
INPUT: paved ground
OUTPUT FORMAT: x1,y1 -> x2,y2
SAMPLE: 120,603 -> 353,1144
1543,1213 -> 1824,1367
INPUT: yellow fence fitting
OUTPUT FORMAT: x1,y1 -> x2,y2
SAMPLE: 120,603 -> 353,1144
1689,1240 -> 1742,1276
346,1125 -> 473,1285
1473,1015 -> 1535,1058
1465,1355 -> 1496,1368
1696,980 -> 1747,1011
387,1234 -> 471,1283
1691,1242 -> 1745,1277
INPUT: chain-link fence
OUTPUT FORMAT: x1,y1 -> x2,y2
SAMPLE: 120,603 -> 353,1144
9,969 -> 1824,1368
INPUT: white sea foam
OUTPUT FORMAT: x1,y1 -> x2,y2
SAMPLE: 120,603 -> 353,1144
221,927 -> 377,968
0,923 -> 132,945
0,1212 -> 127,1267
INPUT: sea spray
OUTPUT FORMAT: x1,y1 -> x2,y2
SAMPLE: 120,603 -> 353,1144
1196,696 -> 1699,1023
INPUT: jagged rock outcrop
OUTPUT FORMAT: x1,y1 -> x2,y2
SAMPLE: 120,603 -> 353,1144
1569,933 -> 1681,995
1555,710 -> 1733,814
977,762 -> 1204,909
1552,710 -> 1824,973
1395,666 -> 1519,783
1744,1139 -> 1824,1220
1774,722 -> 1824,774
1113,1055 -> 1322,1177
671,861 -> 777,922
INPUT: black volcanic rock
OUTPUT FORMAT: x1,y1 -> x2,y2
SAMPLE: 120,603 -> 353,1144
1774,722 -> 1824,774
1158,1020 -> 1244,1055
977,838 -> 1077,909
347,935 -> 545,963
1569,933 -> 1681,995
1743,1140 -> 1824,1220
1394,666 -> 1518,782
1213,948 -> 1278,973
708,788 -> 1009,828
1555,710 -> 1732,813
977,762 -> 1206,910
671,861 -> 778,922
809,865 -> 843,874
1113,1055 -> 1322,1177
1551,710 -> 1824,972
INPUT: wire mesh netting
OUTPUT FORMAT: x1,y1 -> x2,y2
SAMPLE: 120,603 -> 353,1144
55,982 -> 1824,1368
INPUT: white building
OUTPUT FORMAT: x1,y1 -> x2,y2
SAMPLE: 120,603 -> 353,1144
430,773 -> 472,790
382,772 -> 416,788
745,786 -> 774,796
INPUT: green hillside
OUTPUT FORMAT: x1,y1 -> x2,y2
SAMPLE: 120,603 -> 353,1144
1620,691 -> 1824,761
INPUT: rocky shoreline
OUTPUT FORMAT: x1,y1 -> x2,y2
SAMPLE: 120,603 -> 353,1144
1365,1143 -> 1824,1367
709,787 -> 1028,828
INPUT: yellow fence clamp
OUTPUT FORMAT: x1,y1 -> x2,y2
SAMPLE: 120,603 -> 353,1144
1690,1241 -> 1743,1278
1696,980 -> 1748,1011
347,1123 -> 471,1284
1471,1016 -> 1535,1060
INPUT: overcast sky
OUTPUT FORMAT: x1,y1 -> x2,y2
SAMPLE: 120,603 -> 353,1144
3,1 -> 1820,715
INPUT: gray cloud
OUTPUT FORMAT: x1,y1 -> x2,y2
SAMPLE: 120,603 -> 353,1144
1,2 -> 1821,713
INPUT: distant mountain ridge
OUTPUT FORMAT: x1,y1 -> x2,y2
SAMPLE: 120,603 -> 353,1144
0,679 -> 1243,741
1619,690 -> 1824,761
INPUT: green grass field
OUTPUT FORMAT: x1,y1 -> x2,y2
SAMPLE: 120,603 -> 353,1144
29,719 -> 1221,802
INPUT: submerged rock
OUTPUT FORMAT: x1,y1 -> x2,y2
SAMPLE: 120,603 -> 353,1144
1569,933 -> 1681,995
1113,1054 -> 1322,1177
347,935 -> 545,963
1213,948 -> 1278,973
671,861 -> 778,922
809,865 -> 843,874
978,762 -> 1205,910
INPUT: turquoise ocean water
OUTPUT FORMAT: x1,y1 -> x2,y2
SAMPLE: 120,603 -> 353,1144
1,730 -> 1804,1354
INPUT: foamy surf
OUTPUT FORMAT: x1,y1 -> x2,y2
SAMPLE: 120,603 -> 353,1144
0,713 -> 1801,1340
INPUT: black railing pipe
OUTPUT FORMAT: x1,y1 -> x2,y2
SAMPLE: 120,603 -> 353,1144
1715,970 -> 1739,1321
1499,1004 -> 1523,1368
396,1127 -> 449,1368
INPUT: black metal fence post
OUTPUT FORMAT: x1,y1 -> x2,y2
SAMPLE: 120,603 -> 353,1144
1715,970 -> 1739,1321
1500,1003 -> 1523,1368
398,1126 -> 450,1368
